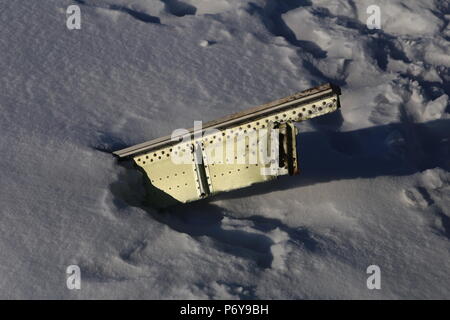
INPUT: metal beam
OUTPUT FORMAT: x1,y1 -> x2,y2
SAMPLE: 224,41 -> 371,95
113,83 -> 341,158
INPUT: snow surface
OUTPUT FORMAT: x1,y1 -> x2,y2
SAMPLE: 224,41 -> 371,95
0,0 -> 449,299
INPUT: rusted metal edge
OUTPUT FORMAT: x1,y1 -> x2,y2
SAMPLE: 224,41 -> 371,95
113,83 -> 341,158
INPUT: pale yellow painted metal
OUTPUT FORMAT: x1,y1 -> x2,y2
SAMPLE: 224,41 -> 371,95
122,88 -> 341,207
133,147 -> 199,203
203,126 -> 276,195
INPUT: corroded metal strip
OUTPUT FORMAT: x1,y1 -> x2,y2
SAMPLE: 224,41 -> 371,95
113,83 -> 340,158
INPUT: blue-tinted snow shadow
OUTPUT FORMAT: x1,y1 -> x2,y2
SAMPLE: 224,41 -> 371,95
161,0 -> 197,17
216,116 -> 450,200
74,0 -> 162,24
110,163 -> 289,274
109,116 -> 450,277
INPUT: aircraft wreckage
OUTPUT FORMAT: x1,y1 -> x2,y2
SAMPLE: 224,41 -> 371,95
113,83 -> 342,208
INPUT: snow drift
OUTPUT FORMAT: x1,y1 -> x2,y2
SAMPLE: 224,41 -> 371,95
0,0 -> 448,299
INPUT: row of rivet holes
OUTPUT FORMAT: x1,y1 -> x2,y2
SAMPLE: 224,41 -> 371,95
137,99 -> 336,165
201,99 -> 335,147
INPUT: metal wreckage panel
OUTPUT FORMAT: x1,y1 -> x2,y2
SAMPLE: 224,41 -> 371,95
114,83 -> 341,208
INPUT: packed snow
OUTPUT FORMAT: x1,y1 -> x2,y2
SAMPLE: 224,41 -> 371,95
0,0 -> 449,299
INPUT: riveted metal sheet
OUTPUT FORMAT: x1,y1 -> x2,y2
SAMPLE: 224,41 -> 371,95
133,145 -> 199,203
202,126 -> 276,194
114,84 -> 342,207
113,84 -> 341,159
